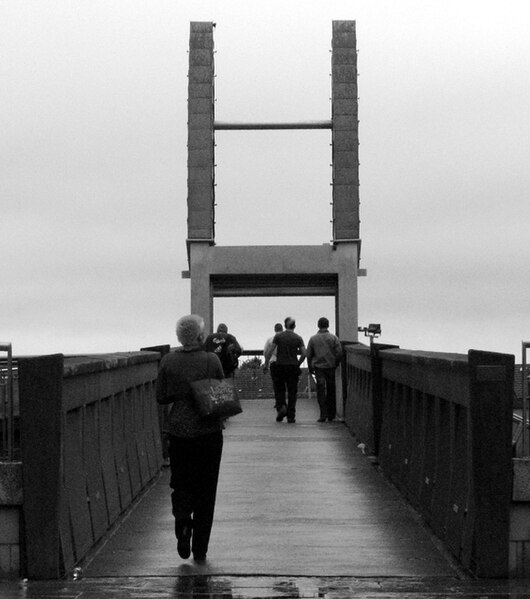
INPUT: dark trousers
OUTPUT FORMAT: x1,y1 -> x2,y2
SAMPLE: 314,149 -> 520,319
314,367 -> 337,420
274,364 -> 301,420
269,362 -> 284,407
168,431 -> 223,556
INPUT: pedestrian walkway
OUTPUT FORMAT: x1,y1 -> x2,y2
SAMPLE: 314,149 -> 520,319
82,397 -> 459,578
4,398 -> 530,597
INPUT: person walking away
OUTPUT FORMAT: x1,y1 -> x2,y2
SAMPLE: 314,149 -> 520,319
264,317 -> 306,423
204,323 -> 242,378
263,323 -> 283,414
156,314 -> 225,562
306,317 -> 343,422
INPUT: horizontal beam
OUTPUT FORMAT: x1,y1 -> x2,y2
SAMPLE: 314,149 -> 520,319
211,272 -> 338,297
214,120 -> 332,130
213,287 -> 336,297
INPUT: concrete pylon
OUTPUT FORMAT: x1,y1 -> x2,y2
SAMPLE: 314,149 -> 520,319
184,21 -> 361,342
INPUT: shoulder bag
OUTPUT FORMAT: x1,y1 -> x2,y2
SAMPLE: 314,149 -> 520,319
189,359 -> 243,420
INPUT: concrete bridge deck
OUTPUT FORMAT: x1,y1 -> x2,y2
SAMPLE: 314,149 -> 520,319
2,398 -> 529,597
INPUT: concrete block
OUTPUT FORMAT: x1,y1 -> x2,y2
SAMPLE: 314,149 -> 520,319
333,150 -> 358,169
188,97 -> 214,115
332,47 -> 357,66
511,503 -> 530,540
333,211 -> 359,225
333,136 -> 359,152
188,166 -> 213,184
0,508 -> 20,543
190,22 -> 214,33
0,462 -> 23,505
332,65 -> 357,83
332,33 -> 357,49
333,83 -> 357,99
335,223 -> 359,239
0,544 -> 19,579
187,184 -> 214,204
510,540 -> 530,577
333,184 -> 358,204
333,197 -> 358,214
513,458 -> 530,501
188,83 -> 214,99
187,229 -> 213,240
187,129 -> 214,150
189,49 -> 213,67
333,167 -> 360,185
188,149 -> 214,168
333,20 -> 356,35
189,33 -> 214,50
188,209 -> 213,228
188,112 -> 213,130
333,115 -> 359,130
332,99 -> 357,116
188,65 -> 214,84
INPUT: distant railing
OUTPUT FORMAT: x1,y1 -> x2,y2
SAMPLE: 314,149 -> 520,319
344,344 -> 514,578
235,350 -> 315,399
0,343 -> 17,461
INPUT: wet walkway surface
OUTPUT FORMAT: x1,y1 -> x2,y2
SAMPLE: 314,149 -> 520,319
3,398 -> 530,597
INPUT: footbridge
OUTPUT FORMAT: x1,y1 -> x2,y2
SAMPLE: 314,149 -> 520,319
1,342 -> 527,594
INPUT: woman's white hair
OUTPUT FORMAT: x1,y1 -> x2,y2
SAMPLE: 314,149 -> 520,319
176,314 -> 205,346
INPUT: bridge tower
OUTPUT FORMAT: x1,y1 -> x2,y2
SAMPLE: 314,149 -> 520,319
184,21 -> 361,341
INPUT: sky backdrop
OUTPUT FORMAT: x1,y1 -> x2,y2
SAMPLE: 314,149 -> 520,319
2,1 -> 529,360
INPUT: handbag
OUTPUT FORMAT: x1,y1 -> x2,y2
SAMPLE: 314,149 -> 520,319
190,362 -> 243,420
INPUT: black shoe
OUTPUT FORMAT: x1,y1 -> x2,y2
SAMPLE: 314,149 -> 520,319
175,520 -> 192,559
276,405 -> 287,422
193,552 -> 207,562
287,418 -> 295,423
317,418 -> 326,423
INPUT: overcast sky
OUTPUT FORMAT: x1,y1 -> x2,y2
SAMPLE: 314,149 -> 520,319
2,1 -> 529,360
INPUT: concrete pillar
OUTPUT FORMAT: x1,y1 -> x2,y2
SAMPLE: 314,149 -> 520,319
332,20 -> 359,242
187,22 -> 215,242
336,242 -> 359,341
189,242 -> 213,333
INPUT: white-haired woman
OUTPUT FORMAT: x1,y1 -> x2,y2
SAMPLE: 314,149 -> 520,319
156,314 -> 224,562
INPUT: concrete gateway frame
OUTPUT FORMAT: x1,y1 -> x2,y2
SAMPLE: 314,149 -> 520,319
184,21 -> 361,342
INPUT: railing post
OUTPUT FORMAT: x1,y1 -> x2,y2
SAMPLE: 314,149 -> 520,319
468,349 -> 514,577
18,354 -> 64,579
370,344 -> 399,456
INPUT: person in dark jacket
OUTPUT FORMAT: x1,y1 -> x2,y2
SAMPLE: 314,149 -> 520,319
306,317 -> 343,422
263,317 -> 306,423
204,323 -> 242,378
156,314 -> 224,562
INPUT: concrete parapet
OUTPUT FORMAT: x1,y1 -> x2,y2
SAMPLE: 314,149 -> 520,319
16,351 -> 164,579
0,462 -> 22,578
345,345 -> 515,577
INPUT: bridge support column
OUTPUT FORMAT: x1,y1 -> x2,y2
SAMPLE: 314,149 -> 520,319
189,241 -> 214,333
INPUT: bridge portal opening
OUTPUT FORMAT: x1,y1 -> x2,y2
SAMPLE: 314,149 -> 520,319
213,296 -> 337,355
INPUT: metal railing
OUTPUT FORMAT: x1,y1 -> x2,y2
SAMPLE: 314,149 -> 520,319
0,342 -> 15,460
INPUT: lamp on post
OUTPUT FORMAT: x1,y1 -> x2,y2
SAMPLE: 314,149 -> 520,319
358,324 -> 381,348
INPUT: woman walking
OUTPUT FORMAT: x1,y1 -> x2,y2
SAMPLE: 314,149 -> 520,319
156,314 -> 225,562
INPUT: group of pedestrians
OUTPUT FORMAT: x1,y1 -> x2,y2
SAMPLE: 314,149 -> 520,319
155,314 -> 343,564
264,316 -> 343,424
